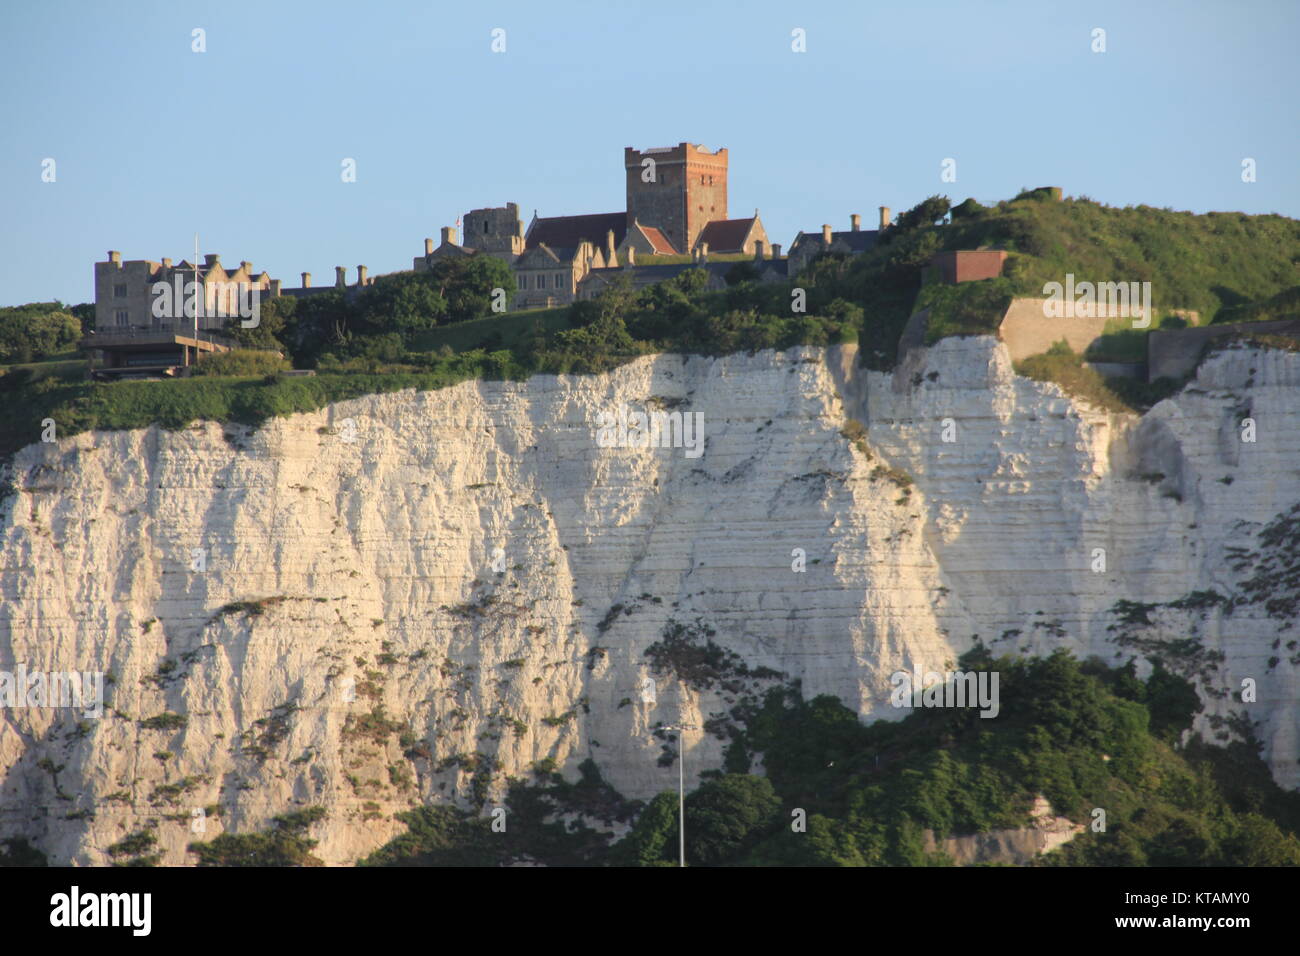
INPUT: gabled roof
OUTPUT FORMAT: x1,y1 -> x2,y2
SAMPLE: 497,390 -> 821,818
632,222 -> 677,255
695,217 -> 758,253
792,229 -> 879,254
526,212 -> 626,251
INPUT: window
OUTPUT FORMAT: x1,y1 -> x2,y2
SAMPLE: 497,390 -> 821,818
538,274 -> 547,290
114,309 -> 129,326
518,275 -> 528,290
555,273 -> 565,288
113,283 -> 127,298
483,221 -> 489,234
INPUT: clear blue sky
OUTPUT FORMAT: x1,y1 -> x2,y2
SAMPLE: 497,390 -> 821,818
1,0 -> 1296,305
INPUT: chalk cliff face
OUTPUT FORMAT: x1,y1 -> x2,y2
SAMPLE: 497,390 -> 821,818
1,338 -> 1297,865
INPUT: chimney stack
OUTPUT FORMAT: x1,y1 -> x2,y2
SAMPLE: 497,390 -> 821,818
851,214 -> 861,232
240,260 -> 253,274
606,229 -> 616,262
771,243 -> 782,258
269,279 -> 282,296
161,258 -> 172,270
301,272 -> 311,289
335,266 -> 346,288
625,247 -> 635,269
821,224 -> 832,245
754,240 -> 765,262
204,254 -> 220,268
441,226 -> 457,246
425,238 -> 434,255
357,265 -> 368,287
700,242 -> 709,262
108,250 -> 122,266
879,206 -> 892,229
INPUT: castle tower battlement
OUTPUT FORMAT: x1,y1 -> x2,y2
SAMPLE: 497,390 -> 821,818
624,143 -> 727,255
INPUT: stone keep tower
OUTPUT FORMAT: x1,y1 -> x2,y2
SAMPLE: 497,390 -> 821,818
463,202 -> 525,258
624,143 -> 727,254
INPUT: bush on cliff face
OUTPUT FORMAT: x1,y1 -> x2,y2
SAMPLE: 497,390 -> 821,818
188,806 -> 326,866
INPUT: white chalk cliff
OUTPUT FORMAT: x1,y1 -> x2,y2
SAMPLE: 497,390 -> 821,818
1,336 -> 1297,865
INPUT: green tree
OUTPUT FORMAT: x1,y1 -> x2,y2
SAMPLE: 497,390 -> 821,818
356,270 -> 448,335
428,256 -> 516,323
611,791 -> 679,866
0,304 -> 81,362
683,774 -> 782,865
188,807 -> 327,866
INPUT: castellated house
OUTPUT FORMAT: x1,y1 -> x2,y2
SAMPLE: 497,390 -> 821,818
86,251 -> 377,379
84,251 -> 275,379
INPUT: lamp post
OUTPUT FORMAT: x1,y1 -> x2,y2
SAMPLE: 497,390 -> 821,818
654,722 -> 696,867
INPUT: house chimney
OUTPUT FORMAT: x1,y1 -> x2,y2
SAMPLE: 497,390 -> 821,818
161,258 -> 172,270
357,265 -> 368,287
240,260 -> 252,274
301,272 -> 311,289
821,224 -> 832,245
851,214 -> 861,232
441,226 -> 457,246
108,250 -> 122,267
879,206 -> 891,229
754,240 -> 765,262
335,266 -> 346,288
700,242 -> 709,262
425,238 -> 434,255
625,247 -> 635,269
771,243 -> 782,259
204,254 -> 220,268
606,229 -> 616,262
269,279 -> 282,296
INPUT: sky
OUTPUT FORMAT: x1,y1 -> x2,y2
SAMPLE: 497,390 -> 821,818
1,0 -> 1296,305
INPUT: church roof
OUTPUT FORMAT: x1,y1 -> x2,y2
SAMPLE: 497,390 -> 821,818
695,217 -> 758,253
637,224 -> 676,255
526,212 -> 626,251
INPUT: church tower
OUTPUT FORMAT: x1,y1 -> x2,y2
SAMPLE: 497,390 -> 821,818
624,143 -> 727,255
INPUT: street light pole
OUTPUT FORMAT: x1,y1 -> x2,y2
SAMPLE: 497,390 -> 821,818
656,722 -> 696,867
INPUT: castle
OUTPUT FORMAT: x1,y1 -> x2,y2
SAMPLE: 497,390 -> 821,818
86,142 -> 890,376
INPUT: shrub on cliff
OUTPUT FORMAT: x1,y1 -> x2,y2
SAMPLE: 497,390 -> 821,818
191,349 -> 289,377
188,806 -> 326,866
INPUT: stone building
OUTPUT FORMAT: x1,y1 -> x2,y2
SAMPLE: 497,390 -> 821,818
415,143 -> 796,310
625,142 -> 728,255
693,213 -> 768,255
787,209 -> 886,276
84,251 -> 278,378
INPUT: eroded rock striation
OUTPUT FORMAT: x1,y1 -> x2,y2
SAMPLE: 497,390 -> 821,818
2,337 -> 1296,864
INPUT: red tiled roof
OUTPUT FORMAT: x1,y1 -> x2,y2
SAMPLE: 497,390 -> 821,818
639,224 -> 676,255
695,217 -> 756,252
526,212 -> 626,251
